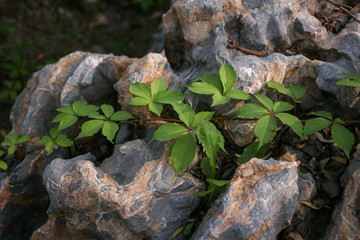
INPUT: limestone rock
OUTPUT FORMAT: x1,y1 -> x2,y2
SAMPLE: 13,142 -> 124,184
191,158 -> 299,240
33,140 -> 203,240
324,168 -> 360,239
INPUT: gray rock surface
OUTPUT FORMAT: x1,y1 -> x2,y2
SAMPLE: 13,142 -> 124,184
191,158 -> 299,240
33,140 -> 203,240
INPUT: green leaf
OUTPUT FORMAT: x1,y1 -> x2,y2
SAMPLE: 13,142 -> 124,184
336,79 -> 360,87
334,118 -> 344,124
110,111 -> 135,121
152,123 -> 188,142
313,111 -> 333,120
236,103 -> 269,119
211,92 -> 230,106
50,126 -> 62,139
45,141 -> 56,155
0,150 -> 5,157
7,134 -> 19,143
154,90 -> 187,104
151,78 -> 167,97
183,222 -> 195,235
76,120 -> 105,139
303,118 -> 332,136
101,104 -> 114,119
331,123 -> 354,159
192,112 -> 214,128
200,157 -> 213,179
55,135 -> 73,147
129,82 -> 152,100
225,89 -> 251,100
102,121 -> 119,143
254,115 -> 277,147
148,102 -> 163,117
0,160 -> 7,170
171,133 -> 196,176
72,100 -> 86,114
207,178 -> 230,187
290,83 -> 306,100
58,114 -> 78,131
275,113 -> 303,139
198,73 -> 223,93
255,95 -> 273,111
339,73 -> 360,80
267,81 -> 292,97
51,113 -> 69,123
74,103 -> 99,117
172,103 -> 195,127
35,136 -> 52,145
172,227 -> 184,238
16,135 -> 32,144
7,145 -> 16,155
195,121 -> 225,176
238,142 -> 258,164
192,190 -> 212,197
272,101 -> 294,113
56,105 -> 74,114
219,61 -> 237,93
186,82 -> 220,95
88,112 -> 107,120
128,97 -> 151,106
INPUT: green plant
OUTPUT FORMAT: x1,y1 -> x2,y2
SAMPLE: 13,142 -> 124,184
336,72 -> 360,86
0,62 -> 358,237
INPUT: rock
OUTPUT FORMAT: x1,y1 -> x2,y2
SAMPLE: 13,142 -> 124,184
323,168 -> 360,239
223,119 -> 255,147
191,158 -> 299,239
33,140 -> 203,240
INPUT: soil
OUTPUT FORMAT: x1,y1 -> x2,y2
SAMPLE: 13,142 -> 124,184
0,0 -> 169,140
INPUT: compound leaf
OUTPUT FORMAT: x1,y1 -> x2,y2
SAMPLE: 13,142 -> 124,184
255,95 -> 273,111
254,115 -> 277,147
88,112 -> 107,120
236,103 -> 269,119
334,118 -> 344,124
55,135 -> 73,147
172,103 -> 195,127
200,157 -> 213,179
225,89 -> 251,100
171,133 -> 196,176
238,141 -> 269,164
77,120 -> 105,139
102,121 -> 119,143
129,82 -> 152,100
331,123 -> 354,159
151,78 -> 167,97
128,97 -> 151,106
154,90 -> 187,104
7,134 -> 19,143
275,112 -> 303,139
272,101 -> 294,113
219,61 -> 237,93
0,150 -> 5,157
72,100 -> 86,114
110,111 -> 135,121
149,102 -> 163,117
7,145 -> 16,155
75,104 -> 99,117
303,117 -> 332,136
198,73 -> 223,93
152,123 -> 188,142
186,82 -> 220,95
50,126 -> 62,139
101,104 -> 114,119
313,111 -> 332,120
290,83 -> 306,100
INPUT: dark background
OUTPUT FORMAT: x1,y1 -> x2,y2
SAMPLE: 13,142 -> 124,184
0,0 -> 170,136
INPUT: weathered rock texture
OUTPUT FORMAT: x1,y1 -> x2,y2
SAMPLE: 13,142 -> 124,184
32,141 -> 202,240
191,158 -> 299,239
